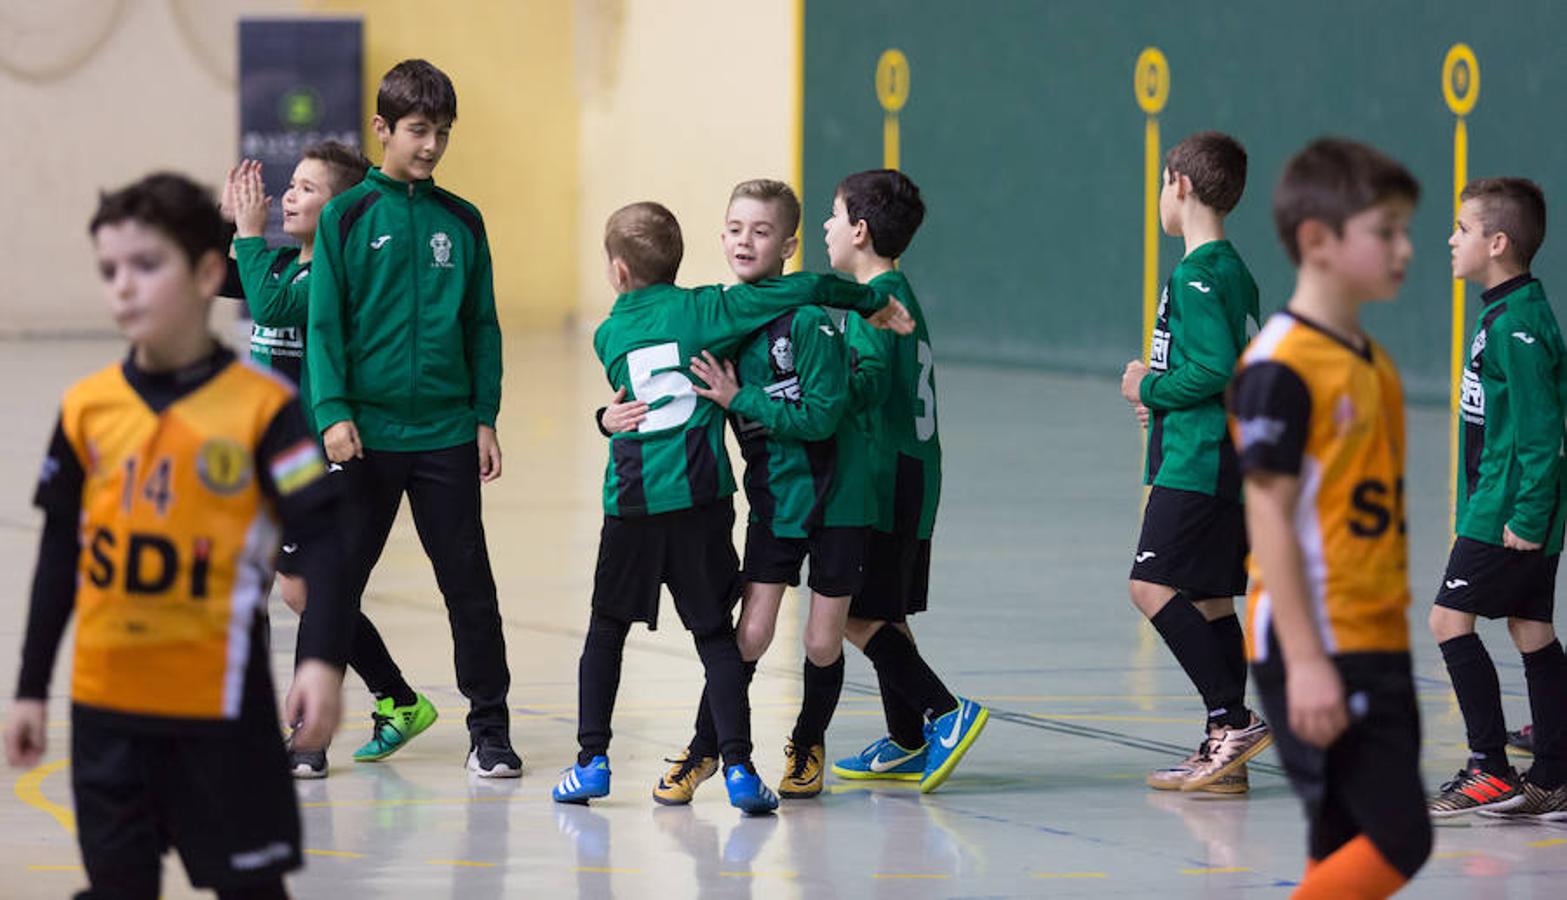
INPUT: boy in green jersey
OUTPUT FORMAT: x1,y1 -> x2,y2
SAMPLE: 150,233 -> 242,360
627,179 -> 876,804
822,169 -> 988,794
307,60 -> 515,776
551,201 -> 911,813
220,146 -> 380,779
1427,177 -> 1567,819
1118,132 -> 1270,792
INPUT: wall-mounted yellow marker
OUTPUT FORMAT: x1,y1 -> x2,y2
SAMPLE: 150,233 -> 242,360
876,49 -> 909,170
1135,48 -> 1169,361
1444,43 -> 1479,526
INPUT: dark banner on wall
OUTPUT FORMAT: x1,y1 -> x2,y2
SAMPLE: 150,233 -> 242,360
238,19 -> 363,245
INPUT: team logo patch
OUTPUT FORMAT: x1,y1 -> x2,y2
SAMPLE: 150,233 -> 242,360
770,336 -> 795,373
197,438 -> 252,495
1470,329 -> 1486,361
270,440 -> 325,496
430,232 -> 453,268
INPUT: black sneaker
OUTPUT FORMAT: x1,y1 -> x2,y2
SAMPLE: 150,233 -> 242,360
466,733 -> 522,778
1479,779 -> 1567,820
289,747 -> 328,779
1508,725 -> 1536,755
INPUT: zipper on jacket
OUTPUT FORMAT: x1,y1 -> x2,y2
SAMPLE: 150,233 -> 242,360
406,185 -> 420,423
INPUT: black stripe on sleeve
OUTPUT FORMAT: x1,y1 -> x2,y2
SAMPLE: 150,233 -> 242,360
336,191 -> 381,255
1228,361 -> 1312,476
432,190 -> 485,242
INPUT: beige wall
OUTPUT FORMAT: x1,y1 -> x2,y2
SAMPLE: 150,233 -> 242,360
0,0 -> 290,335
572,0 -> 798,326
0,0 -> 796,335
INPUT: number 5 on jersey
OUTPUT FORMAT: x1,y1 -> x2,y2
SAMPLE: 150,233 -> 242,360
627,342 -> 696,431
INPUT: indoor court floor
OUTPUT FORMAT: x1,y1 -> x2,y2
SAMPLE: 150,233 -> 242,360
2,330 -> 1565,898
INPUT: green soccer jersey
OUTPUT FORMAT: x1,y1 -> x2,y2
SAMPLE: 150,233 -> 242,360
308,167 -> 502,452
844,270 -> 940,538
233,237 -> 315,432
1140,239 -> 1260,500
728,306 -> 873,537
593,273 -> 890,517
1456,275 -> 1567,553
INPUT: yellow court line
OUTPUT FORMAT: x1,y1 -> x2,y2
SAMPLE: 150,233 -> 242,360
305,848 -> 367,859
1032,872 -> 1109,879
428,859 -> 496,868
27,866 -> 81,873
15,758 -> 74,834
1433,851 -> 1484,860
1528,838 -> 1567,848
300,795 -> 520,810
1182,867 -> 1251,875
575,866 -> 641,874
874,873 -> 950,879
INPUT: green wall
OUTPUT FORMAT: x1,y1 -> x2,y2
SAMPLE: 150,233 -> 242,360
803,1 -> 1567,401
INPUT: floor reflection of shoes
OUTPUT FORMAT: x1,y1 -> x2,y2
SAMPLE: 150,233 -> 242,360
1144,785 -> 1249,867
555,804 -> 612,862
722,813 -> 780,868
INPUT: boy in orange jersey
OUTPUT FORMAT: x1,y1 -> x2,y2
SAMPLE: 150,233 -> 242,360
1227,139 -> 1430,898
4,173 -> 350,899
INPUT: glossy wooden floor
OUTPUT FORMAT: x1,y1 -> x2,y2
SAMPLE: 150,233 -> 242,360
2,331 -> 1564,898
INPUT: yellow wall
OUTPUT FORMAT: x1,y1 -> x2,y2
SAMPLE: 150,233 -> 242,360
309,0 -> 580,329
573,0 -> 798,324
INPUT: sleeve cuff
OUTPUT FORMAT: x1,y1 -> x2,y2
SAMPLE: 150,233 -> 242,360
314,401 -> 352,434
728,386 -> 767,422
1137,373 -> 1157,405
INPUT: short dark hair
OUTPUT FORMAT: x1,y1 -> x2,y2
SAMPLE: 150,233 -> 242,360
1461,177 -> 1547,268
1273,138 -> 1421,266
835,169 -> 925,259
89,173 -> 229,269
301,140 -> 371,196
1165,131 -> 1247,214
377,59 -> 457,129
729,179 -> 801,236
605,202 -> 683,286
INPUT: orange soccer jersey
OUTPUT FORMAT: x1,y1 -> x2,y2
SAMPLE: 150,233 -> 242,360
55,357 -> 318,720
1229,312 -> 1410,661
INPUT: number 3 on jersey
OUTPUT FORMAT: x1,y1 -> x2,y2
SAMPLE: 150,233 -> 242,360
915,339 -> 936,442
627,342 -> 696,431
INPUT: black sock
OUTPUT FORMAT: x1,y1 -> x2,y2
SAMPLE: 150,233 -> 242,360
1210,614 -> 1249,707
690,661 -> 754,760
861,626 -> 958,721
694,629 -> 753,769
879,666 -> 928,749
1439,633 -> 1509,775
1150,598 -> 1246,729
1523,640 -> 1567,789
350,612 -> 417,708
792,655 -> 845,748
577,612 -> 630,766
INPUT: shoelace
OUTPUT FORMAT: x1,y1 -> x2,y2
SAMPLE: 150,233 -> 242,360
663,754 -> 706,783
1192,737 -> 1216,762
785,742 -> 812,780
370,711 -> 396,741
1438,768 -> 1476,794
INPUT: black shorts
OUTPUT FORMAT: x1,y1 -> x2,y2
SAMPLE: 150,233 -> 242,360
1129,486 -> 1248,598
1434,536 -> 1559,622
743,524 -> 869,597
851,530 -> 931,623
1252,642 -> 1431,877
273,532 -> 303,577
591,499 -> 743,633
70,705 -> 301,892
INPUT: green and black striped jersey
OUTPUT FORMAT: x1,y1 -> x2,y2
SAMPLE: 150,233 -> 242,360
844,270 -> 940,538
593,273 -> 889,517
729,306 -> 872,537
1140,239 -> 1259,500
1457,275 -> 1567,553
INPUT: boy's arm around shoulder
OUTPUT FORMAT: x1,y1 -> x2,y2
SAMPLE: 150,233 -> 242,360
727,308 -> 849,441
700,275 -> 909,357
1496,310 -> 1564,546
1140,271 -> 1241,411
234,238 -> 309,327
307,199 -> 354,434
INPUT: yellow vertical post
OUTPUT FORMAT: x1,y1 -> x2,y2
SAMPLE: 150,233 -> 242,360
1135,48 -> 1170,362
876,49 -> 909,170
1443,44 -> 1479,527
